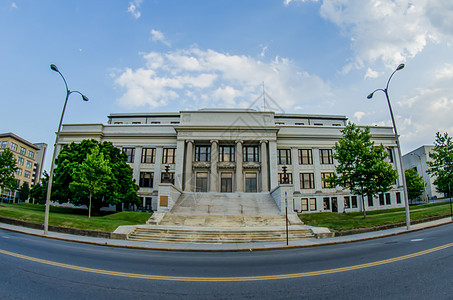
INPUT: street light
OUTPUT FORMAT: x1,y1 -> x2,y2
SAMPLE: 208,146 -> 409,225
44,64 -> 88,235
367,64 -> 411,230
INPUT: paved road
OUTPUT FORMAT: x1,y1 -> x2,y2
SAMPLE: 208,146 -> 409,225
1,224 -> 453,299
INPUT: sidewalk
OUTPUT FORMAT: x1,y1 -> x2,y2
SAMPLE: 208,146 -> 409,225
1,218 -> 452,252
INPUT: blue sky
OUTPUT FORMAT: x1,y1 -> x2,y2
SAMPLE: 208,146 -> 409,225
2,0 -> 453,173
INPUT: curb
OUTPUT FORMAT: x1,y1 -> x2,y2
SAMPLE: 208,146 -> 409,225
1,218 -> 452,252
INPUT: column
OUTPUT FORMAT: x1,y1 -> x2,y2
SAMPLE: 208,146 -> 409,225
132,146 -> 142,184
153,146 -> 163,189
260,140 -> 268,192
236,140 -> 243,192
313,148 -> 322,191
183,140 -> 193,191
210,140 -> 218,192
268,140 -> 278,190
291,147 -> 300,191
174,140 -> 185,189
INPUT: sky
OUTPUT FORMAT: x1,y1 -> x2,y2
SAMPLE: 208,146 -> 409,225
1,0 -> 453,173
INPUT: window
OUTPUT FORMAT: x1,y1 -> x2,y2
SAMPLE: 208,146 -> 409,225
243,145 -> 259,162
321,172 -> 335,188
26,160 -> 33,169
123,148 -> 135,163
367,195 -> 374,207
19,147 -> 26,155
1,141 -> 7,148
141,148 -> 156,164
10,142 -> 18,151
320,149 -> 333,164
17,157 -> 24,166
27,150 -> 34,158
295,123 -> 304,126
195,172 -> 208,192
300,173 -> 315,189
309,198 -> 317,211
24,170 -> 31,179
132,122 -> 141,124
277,149 -> 291,165
161,172 -> 175,184
344,196 -> 350,209
351,196 -> 358,208
171,121 -> 180,124
387,148 -> 394,163
219,145 -> 235,162
139,172 -> 153,188
245,172 -> 258,192
163,148 -> 176,164
314,123 -> 323,126
275,122 -> 285,125
278,173 -> 293,184
195,145 -> 211,162
299,149 -> 313,165
396,192 -> 401,204
332,124 -> 341,127
15,168 -> 22,176
323,197 -> 331,210
220,173 -> 233,193
114,122 -> 123,124
379,194 -> 385,205
301,198 -> 308,211
385,193 -> 391,205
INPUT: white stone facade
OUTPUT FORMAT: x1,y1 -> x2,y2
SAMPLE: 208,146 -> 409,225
403,145 -> 444,200
58,109 -> 405,213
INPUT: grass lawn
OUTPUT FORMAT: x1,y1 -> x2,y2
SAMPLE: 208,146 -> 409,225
0,203 -> 151,232
299,201 -> 453,232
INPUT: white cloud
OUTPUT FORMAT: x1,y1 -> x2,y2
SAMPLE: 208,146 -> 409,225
318,0 -> 453,70
353,111 -> 366,122
364,68 -> 380,79
284,0 -> 319,6
11,2 -> 18,9
128,0 -> 142,19
150,29 -> 171,47
114,47 -> 332,111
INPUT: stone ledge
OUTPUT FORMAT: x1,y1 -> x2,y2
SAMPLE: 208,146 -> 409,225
0,216 -> 127,240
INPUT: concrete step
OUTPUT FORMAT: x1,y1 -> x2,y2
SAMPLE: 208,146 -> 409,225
127,226 -> 314,244
170,192 -> 281,216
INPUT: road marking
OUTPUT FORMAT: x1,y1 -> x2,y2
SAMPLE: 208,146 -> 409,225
1,242 -> 453,282
411,239 -> 424,242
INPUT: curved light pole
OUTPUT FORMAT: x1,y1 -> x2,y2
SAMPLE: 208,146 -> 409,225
44,64 -> 88,235
367,64 -> 410,230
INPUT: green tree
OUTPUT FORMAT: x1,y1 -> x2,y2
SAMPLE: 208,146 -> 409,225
405,168 -> 425,203
52,140 -> 139,213
427,132 -> 453,197
30,171 -> 49,204
18,182 -> 30,202
0,149 -> 18,202
328,123 -> 398,218
69,145 -> 112,218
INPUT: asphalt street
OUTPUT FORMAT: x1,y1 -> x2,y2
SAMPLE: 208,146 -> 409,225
1,224 -> 453,299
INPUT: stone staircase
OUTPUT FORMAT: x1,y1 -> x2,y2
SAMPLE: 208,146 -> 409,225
127,226 -> 315,244
117,192 -> 332,244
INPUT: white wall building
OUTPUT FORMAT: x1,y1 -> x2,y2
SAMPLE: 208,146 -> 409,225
57,109 -> 405,214
403,145 -> 444,200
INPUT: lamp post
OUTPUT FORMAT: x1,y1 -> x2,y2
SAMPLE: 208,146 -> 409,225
367,64 -> 410,230
44,64 -> 88,235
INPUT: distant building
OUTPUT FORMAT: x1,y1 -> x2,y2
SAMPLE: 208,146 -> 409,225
57,109 -> 406,214
403,145 -> 444,199
0,133 -> 47,201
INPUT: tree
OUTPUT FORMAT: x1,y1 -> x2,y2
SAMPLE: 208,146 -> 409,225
328,123 -> 398,218
69,145 -> 112,218
52,139 -> 139,214
18,182 -> 30,202
427,132 -> 453,197
0,149 -> 18,202
405,168 -> 425,203
30,171 -> 49,204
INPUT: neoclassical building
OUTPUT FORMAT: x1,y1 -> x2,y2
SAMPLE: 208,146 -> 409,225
58,109 -> 405,214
